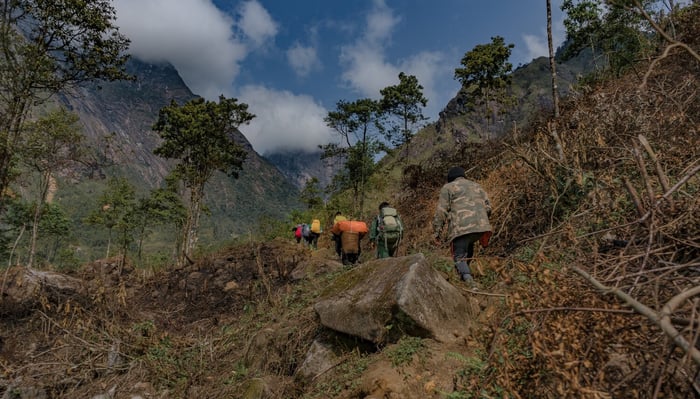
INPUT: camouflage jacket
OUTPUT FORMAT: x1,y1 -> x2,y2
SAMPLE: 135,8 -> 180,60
432,177 -> 492,242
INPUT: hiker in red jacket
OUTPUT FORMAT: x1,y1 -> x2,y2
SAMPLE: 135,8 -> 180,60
292,224 -> 303,244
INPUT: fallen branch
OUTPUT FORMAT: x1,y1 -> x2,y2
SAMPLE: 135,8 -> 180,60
571,265 -> 700,365
632,142 -> 655,204
660,162 -> 699,201
623,177 -> 646,219
513,307 -> 636,316
638,163 -> 700,224
460,287 -> 507,297
638,135 -> 670,194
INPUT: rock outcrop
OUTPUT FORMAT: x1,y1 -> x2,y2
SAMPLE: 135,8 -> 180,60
314,253 -> 471,344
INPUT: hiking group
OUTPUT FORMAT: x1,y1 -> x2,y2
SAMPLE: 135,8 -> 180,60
292,219 -> 323,249
294,166 -> 492,285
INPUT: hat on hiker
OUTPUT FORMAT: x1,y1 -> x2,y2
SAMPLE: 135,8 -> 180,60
447,166 -> 465,183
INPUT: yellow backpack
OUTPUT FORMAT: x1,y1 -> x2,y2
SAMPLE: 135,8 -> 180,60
310,219 -> 322,233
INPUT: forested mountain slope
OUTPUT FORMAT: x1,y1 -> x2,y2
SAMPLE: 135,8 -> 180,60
49,59 -> 303,261
1,3 -> 698,399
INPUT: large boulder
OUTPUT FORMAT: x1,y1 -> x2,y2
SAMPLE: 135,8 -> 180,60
1,267 -> 86,314
313,253 -> 471,344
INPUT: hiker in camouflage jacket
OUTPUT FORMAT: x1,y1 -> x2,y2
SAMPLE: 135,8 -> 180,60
432,166 -> 492,285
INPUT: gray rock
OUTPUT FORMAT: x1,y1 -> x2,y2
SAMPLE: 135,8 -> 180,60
90,385 -> 116,399
314,253 -> 471,344
1,378 -> 47,399
296,339 -> 339,381
2,267 -> 85,309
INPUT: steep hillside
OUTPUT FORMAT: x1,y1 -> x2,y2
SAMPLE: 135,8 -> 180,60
53,59 -> 302,259
438,51 -> 593,142
1,5 -> 698,399
363,7 -> 700,396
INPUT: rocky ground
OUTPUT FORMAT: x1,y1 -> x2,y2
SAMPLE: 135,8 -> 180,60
1,233 -> 532,398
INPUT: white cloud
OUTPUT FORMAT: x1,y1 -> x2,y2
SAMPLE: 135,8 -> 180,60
523,34 -> 549,61
238,86 -> 334,154
287,43 -> 320,77
338,0 -> 401,97
113,0 -> 245,100
237,0 -> 278,47
520,5 -> 567,63
399,52 -> 453,121
365,0 -> 401,44
113,0 -> 281,100
338,1 -> 450,122
340,44 -> 398,97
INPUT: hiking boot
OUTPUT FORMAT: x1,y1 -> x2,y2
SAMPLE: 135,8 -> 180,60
461,273 -> 477,288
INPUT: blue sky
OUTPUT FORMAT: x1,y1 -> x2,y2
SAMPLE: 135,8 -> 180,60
112,0 -> 566,155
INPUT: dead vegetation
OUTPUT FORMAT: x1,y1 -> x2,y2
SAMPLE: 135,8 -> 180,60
389,6 -> 699,396
1,5 -> 699,399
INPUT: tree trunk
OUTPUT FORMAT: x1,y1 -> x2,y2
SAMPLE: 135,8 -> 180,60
106,228 -> 112,259
173,220 -> 184,266
547,0 -> 565,162
28,203 -> 41,268
28,170 -> 51,268
138,223 -> 146,262
0,97 -> 31,216
359,126 -> 367,218
9,224 -> 26,267
183,183 -> 204,263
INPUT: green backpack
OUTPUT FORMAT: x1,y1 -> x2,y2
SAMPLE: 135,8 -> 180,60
378,207 -> 403,242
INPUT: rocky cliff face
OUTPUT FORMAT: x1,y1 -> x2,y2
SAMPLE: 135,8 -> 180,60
55,59 -> 302,247
264,150 -> 341,190
59,60 -> 193,186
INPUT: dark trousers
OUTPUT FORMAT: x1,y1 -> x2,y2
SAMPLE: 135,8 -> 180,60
451,232 -> 483,276
307,232 -> 319,249
335,233 -> 361,264
332,234 -> 342,257
376,238 -> 399,258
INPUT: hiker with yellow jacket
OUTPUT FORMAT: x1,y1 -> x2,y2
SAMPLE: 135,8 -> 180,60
330,211 -> 347,257
306,218 -> 322,249
432,166 -> 492,285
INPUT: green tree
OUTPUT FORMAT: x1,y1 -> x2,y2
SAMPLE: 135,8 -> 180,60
0,0 -> 131,214
454,36 -> 515,124
3,199 -> 32,266
560,0 -> 657,76
379,72 -> 428,148
322,98 -> 382,217
19,108 -> 85,267
134,173 -> 187,262
152,96 -> 254,264
300,177 -> 323,210
85,177 -> 137,266
37,203 -> 71,266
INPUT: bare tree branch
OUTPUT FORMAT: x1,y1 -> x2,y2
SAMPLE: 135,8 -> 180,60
571,265 -> 700,365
